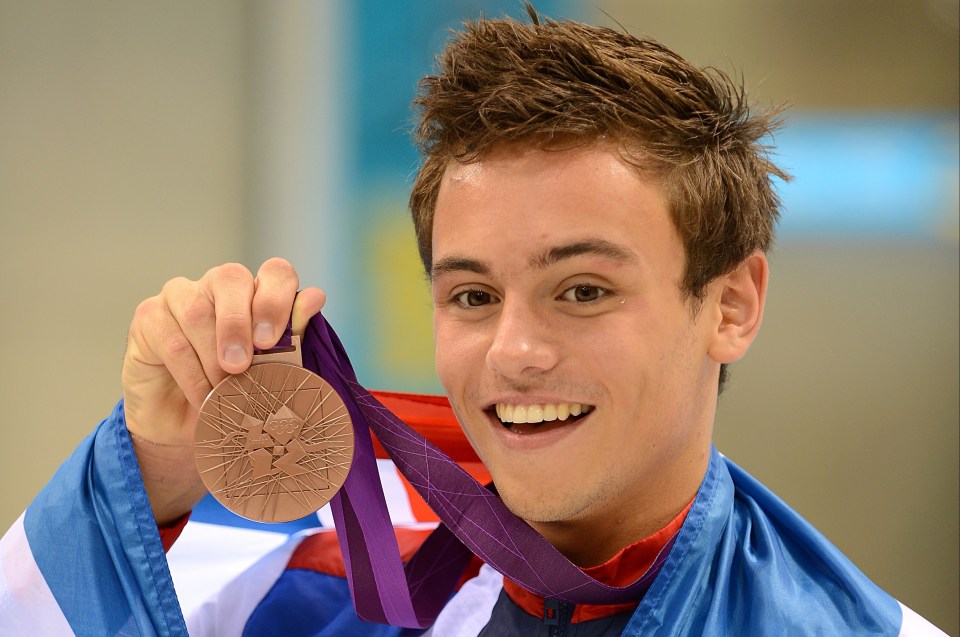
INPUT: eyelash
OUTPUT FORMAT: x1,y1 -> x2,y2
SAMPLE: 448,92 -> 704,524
449,284 -> 611,308
451,289 -> 498,308
558,284 -> 609,304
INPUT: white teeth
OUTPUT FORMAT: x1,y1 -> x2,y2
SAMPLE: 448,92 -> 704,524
495,403 -> 592,424
513,405 -> 527,424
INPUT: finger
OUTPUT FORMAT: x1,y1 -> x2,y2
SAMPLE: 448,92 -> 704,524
162,276 -> 230,390
202,263 -> 256,374
127,295 -> 213,411
251,257 -> 300,348
291,287 -> 327,337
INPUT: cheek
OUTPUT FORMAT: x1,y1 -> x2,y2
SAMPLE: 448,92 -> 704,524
433,317 -> 483,391
433,330 -> 456,393
594,315 -> 679,404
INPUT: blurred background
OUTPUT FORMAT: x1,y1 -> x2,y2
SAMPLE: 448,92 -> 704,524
0,0 -> 956,632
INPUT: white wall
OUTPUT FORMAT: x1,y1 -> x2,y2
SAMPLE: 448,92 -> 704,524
0,1 -> 245,523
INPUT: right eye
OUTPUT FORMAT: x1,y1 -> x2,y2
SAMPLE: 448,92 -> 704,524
454,290 -> 495,307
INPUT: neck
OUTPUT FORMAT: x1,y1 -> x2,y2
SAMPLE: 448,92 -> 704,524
530,446 -> 710,567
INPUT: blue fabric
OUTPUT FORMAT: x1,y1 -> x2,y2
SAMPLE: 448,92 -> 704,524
191,492 -> 323,535
17,402 -> 908,636
22,400 -> 187,636
244,569 -> 425,637
622,448 -> 902,635
239,448 -> 906,636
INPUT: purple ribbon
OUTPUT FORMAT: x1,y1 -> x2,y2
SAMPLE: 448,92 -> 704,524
302,313 -> 667,628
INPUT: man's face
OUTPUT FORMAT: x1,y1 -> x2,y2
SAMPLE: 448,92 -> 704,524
430,144 -> 723,561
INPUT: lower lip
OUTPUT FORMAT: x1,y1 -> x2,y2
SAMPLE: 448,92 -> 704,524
485,410 -> 591,451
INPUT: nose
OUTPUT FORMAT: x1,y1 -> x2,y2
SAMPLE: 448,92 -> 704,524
485,299 -> 559,379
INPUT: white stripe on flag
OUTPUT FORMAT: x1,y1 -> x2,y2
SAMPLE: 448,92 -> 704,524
317,459 -> 418,527
167,521 -> 290,621
0,513 -> 74,636
421,564 -> 503,637
897,602 -> 948,636
183,529 -> 313,637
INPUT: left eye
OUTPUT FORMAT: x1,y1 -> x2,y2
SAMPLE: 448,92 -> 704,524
560,285 -> 606,303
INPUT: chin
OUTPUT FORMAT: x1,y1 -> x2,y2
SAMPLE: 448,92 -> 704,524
491,469 -> 594,525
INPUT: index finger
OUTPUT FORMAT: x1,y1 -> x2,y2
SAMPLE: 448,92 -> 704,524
203,263 -> 256,374
251,257 -> 301,348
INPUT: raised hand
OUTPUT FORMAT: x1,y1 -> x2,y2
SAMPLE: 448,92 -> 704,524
121,258 -> 326,524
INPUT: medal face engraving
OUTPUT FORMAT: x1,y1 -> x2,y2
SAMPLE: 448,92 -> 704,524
195,362 -> 354,523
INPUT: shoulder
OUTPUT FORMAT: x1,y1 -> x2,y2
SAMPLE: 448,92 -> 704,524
628,451 -> 933,635
716,456 -> 943,635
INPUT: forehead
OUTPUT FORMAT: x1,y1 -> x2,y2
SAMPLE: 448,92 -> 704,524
431,144 -> 678,271
429,145 -> 686,286
439,142 -> 647,198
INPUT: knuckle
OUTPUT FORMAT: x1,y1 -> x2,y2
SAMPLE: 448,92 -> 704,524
258,257 -> 299,290
262,256 -> 294,274
161,275 -> 192,291
217,309 -> 250,324
159,276 -> 194,302
184,374 -> 214,401
254,287 -> 290,309
163,333 -> 195,359
210,262 -> 253,284
130,296 -> 169,339
132,296 -> 161,321
180,296 -> 215,326
254,258 -> 299,317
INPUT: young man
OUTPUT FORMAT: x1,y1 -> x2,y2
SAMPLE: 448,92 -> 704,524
1,9 -> 945,637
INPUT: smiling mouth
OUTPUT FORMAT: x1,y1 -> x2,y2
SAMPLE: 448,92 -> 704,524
493,402 -> 594,425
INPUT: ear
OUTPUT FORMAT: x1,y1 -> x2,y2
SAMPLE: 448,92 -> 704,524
707,250 -> 768,364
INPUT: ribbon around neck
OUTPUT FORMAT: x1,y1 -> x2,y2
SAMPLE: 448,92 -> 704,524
302,313 -> 671,628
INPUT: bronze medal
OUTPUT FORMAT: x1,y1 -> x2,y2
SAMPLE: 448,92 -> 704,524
194,336 -> 354,523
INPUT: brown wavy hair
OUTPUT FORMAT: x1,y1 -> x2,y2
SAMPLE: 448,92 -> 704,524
409,5 -> 789,389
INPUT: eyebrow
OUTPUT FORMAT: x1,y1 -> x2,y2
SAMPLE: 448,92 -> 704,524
530,239 -> 639,270
430,238 -> 639,280
430,256 -> 491,280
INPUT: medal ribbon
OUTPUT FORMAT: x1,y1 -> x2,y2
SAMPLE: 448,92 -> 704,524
301,313 -> 671,627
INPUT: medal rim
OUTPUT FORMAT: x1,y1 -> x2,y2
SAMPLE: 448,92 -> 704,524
194,362 -> 354,523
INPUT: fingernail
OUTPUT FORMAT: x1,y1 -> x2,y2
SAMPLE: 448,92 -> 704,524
253,322 -> 274,345
223,344 -> 247,367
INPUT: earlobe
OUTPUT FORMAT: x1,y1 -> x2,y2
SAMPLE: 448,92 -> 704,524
708,250 -> 768,364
